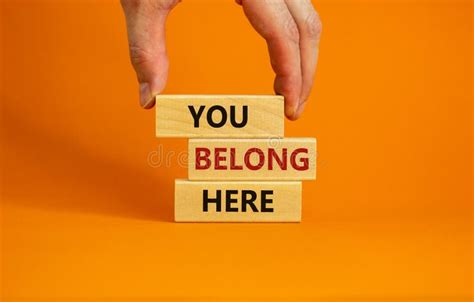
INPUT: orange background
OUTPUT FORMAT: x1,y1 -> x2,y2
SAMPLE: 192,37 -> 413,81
1,0 -> 472,300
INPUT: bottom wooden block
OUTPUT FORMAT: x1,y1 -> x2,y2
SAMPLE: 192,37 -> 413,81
175,179 -> 302,222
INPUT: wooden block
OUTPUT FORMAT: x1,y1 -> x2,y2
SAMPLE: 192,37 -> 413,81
175,180 -> 302,222
155,95 -> 284,137
188,138 -> 316,180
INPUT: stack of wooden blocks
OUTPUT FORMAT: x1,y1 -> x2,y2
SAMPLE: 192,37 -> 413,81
155,95 -> 317,222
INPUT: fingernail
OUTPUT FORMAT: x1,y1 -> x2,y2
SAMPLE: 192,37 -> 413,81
139,82 -> 154,108
285,105 -> 296,120
294,102 -> 307,119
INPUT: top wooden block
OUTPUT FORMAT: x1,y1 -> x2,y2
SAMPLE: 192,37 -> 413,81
155,95 -> 284,138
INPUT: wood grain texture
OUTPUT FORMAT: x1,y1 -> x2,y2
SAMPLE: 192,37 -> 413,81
155,95 -> 284,137
175,180 -> 302,222
188,138 -> 316,180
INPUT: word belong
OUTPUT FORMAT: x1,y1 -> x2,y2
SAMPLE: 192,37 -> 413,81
195,147 -> 309,171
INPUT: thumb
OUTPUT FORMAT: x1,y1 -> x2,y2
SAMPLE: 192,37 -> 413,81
121,0 -> 179,108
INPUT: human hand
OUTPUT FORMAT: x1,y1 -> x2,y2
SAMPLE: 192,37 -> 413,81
121,0 -> 321,120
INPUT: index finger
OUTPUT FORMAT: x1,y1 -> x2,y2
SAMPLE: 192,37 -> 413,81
240,0 -> 303,119
285,0 -> 322,118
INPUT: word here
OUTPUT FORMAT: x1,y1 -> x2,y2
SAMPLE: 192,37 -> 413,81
175,180 -> 302,222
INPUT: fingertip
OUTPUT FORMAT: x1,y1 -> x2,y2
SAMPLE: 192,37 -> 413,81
277,87 -> 300,121
139,82 -> 155,109
141,97 -> 155,109
285,104 -> 297,120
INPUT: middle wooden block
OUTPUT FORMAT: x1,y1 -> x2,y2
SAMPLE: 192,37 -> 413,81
188,138 -> 317,180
